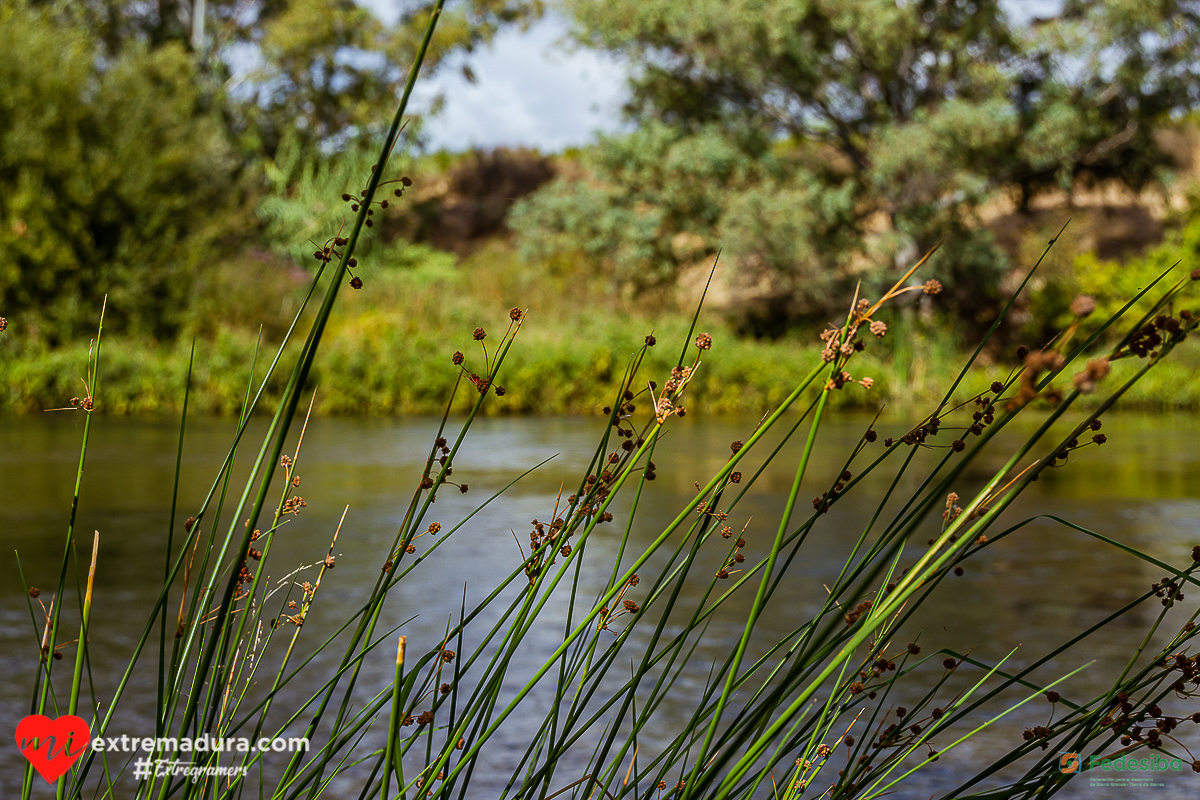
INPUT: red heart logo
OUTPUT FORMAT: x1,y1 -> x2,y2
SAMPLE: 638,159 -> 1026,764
14,714 -> 91,783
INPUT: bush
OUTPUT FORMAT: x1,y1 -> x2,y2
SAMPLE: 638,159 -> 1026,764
0,2 -> 240,343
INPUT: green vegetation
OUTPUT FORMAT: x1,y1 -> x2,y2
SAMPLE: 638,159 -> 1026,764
523,0 -> 1200,325
5,0 -> 1200,415
8,236 -> 1200,414
13,5 -> 1200,800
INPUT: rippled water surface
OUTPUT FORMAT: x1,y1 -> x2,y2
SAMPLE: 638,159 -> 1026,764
2,412 -> 1199,798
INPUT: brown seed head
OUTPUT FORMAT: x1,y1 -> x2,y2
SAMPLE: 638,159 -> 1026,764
1070,294 -> 1096,318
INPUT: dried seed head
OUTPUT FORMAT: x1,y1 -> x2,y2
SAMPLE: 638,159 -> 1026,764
323,555 -> 335,568
923,279 -> 943,295
0,317 -> 7,332
452,351 -> 464,365
870,320 -> 887,338
28,587 -> 39,598
695,332 -> 712,350
350,276 -> 363,290
1070,294 -> 1096,318
510,307 -> 523,321
473,327 -> 486,341
645,334 -> 656,346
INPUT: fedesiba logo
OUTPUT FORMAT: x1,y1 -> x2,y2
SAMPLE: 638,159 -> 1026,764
1058,750 -> 1190,775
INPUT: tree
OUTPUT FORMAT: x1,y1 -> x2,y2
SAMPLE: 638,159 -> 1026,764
517,0 -> 1200,329
0,1 -> 240,342
2,0 -> 545,341
54,0 -> 545,155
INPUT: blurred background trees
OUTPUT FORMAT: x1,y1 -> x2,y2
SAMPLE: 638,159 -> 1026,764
515,0 -> 1200,333
4,0 -> 1200,351
0,0 -> 541,341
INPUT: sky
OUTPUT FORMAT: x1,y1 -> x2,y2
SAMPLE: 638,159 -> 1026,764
359,2 -> 630,152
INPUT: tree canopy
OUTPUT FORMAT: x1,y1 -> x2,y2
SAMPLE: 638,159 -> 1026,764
515,0 -> 1200,329
1,0 -> 543,340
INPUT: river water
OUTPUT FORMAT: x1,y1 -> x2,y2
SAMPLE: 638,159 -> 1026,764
2,412 -> 1199,798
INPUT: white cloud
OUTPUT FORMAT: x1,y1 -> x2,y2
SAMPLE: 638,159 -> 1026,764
359,3 -> 630,151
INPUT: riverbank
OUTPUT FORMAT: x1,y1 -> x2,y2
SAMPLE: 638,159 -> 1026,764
5,301 -> 1199,416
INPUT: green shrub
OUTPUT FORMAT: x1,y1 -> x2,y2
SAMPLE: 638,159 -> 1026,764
0,2 -> 239,343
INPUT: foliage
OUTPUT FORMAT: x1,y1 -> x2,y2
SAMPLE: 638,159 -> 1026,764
510,122 -> 860,314
513,0 -> 1200,329
60,0 -> 545,155
11,12 -> 1200,798
10,245 -> 1200,415
0,1 -> 240,342
17,201 -> 1200,800
1022,199 -> 1200,339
